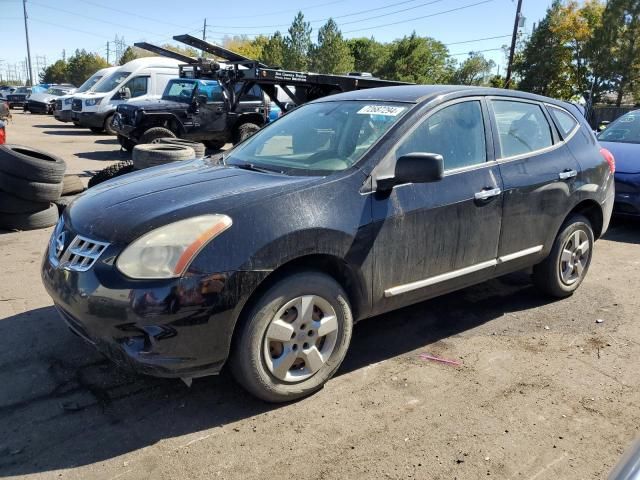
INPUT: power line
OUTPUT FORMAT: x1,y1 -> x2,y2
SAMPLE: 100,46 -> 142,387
444,34 -> 511,46
342,0 -> 494,34
450,47 -> 504,56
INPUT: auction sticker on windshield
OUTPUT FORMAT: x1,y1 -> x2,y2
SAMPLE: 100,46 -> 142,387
357,105 -> 406,116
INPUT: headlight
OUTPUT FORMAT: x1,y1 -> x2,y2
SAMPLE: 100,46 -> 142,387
85,97 -> 103,106
64,97 -> 73,105
116,214 -> 232,279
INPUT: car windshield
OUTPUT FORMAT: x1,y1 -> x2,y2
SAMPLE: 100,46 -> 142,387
46,88 -> 67,96
162,79 -> 197,101
15,87 -> 30,94
93,71 -> 131,93
76,73 -> 104,93
598,111 -> 640,144
225,101 -> 410,175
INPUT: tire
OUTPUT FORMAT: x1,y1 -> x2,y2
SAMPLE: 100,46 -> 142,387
132,144 -> 195,170
61,174 -> 85,195
104,114 -> 116,135
0,190 -> 49,214
0,203 -> 59,231
90,127 -> 104,134
230,272 -> 353,403
234,122 -> 260,144
533,214 -> 594,298
117,134 -> 135,152
88,160 -> 135,188
204,140 -> 226,151
0,171 -> 63,202
0,145 -> 66,183
140,127 -> 176,144
54,195 -> 77,214
153,138 -> 206,158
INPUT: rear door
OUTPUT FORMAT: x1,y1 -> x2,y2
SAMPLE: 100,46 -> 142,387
488,98 -> 581,274
371,98 -> 504,313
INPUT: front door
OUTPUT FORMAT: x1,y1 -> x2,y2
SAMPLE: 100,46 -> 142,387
190,80 -> 227,140
371,98 -> 504,314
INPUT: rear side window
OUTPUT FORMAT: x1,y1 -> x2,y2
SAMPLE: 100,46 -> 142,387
548,106 -> 579,138
396,100 -> 487,171
491,100 -> 553,158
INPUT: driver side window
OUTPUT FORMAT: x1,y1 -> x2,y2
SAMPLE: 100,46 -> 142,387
123,76 -> 149,98
396,100 -> 487,170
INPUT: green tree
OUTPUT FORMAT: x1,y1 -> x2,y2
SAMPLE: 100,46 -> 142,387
347,37 -> 389,75
260,32 -> 286,67
119,46 -> 139,65
66,50 -> 110,87
380,33 -> 454,83
283,12 -> 312,70
223,35 -> 269,60
514,1 -> 575,99
453,53 -> 496,85
40,59 -> 68,83
310,19 -> 354,74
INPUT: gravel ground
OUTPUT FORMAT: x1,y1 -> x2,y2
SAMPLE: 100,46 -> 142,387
1,111 -> 639,480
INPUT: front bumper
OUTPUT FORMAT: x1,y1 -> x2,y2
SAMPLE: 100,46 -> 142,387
41,240 -> 269,378
54,109 -> 73,122
74,110 -> 111,129
26,100 -> 52,114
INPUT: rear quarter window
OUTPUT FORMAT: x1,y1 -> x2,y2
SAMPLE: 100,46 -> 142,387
548,106 -> 579,138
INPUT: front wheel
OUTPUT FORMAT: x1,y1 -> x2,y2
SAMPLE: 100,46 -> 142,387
139,126 -> 176,144
104,114 -> 117,135
233,122 -> 260,144
533,214 -> 594,298
230,272 -> 353,403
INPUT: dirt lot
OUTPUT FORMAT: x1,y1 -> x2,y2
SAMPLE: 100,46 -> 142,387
1,111 -> 639,480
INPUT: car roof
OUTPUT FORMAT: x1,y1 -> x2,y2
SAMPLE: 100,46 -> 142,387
318,84 -> 571,107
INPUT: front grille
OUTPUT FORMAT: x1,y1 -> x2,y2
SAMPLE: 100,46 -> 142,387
72,98 -> 82,112
58,235 -> 110,271
55,99 -> 62,110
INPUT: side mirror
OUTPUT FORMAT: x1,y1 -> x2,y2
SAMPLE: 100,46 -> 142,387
119,87 -> 131,100
376,153 -> 444,191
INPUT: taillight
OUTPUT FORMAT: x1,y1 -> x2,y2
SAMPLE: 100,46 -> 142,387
600,147 -> 615,173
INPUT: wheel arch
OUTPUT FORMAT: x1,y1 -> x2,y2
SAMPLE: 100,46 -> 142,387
232,113 -> 265,133
140,113 -> 183,136
567,199 -> 604,239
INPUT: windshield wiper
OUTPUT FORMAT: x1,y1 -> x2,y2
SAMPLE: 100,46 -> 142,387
231,162 -> 284,174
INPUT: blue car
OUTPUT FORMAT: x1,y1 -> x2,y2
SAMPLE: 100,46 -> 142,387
598,110 -> 640,217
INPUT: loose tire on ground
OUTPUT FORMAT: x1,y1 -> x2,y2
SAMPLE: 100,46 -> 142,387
0,203 -> 59,231
0,145 -> 66,183
88,160 -> 135,188
533,214 -> 594,298
132,144 -> 195,170
61,175 -> 85,196
234,122 -> 260,144
0,171 -> 63,202
153,138 -> 206,158
0,190 -> 49,214
230,271 -> 353,403
140,127 -> 176,144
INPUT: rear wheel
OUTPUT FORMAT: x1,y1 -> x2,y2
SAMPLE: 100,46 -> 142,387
230,272 -> 353,403
533,214 -> 594,298
140,126 -> 176,144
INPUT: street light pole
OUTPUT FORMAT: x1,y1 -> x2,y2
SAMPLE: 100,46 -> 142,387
22,0 -> 34,86
504,0 -> 523,89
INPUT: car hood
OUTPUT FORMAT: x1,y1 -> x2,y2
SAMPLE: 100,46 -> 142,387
66,159 -> 316,244
28,93 -> 59,103
599,141 -> 640,174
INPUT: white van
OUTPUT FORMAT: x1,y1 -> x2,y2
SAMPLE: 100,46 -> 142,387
71,57 -> 181,134
54,66 -> 118,123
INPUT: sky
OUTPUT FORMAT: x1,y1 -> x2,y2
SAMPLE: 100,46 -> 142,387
0,0 -> 552,83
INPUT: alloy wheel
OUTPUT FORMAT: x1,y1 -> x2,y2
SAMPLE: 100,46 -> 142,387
559,229 -> 590,285
263,295 -> 339,383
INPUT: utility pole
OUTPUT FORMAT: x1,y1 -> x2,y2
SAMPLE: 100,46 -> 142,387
504,0 -> 523,89
106,42 -> 110,64
22,0 -> 34,86
201,18 -> 207,57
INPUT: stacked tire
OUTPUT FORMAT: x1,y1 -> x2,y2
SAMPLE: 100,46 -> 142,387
132,143 -> 196,170
0,145 -> 66,231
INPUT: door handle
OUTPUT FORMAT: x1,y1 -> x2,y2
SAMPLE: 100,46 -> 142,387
558,169 -> 578,180
474,187 -> 502,201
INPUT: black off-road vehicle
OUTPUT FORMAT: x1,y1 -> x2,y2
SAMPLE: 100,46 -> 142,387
112,35 -> 407,151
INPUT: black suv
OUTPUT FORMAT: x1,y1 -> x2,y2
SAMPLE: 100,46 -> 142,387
112,78 -> 267,150
43,85 -> 615,403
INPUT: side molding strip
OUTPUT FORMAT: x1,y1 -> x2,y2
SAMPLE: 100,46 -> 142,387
383,245 -> 544,298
